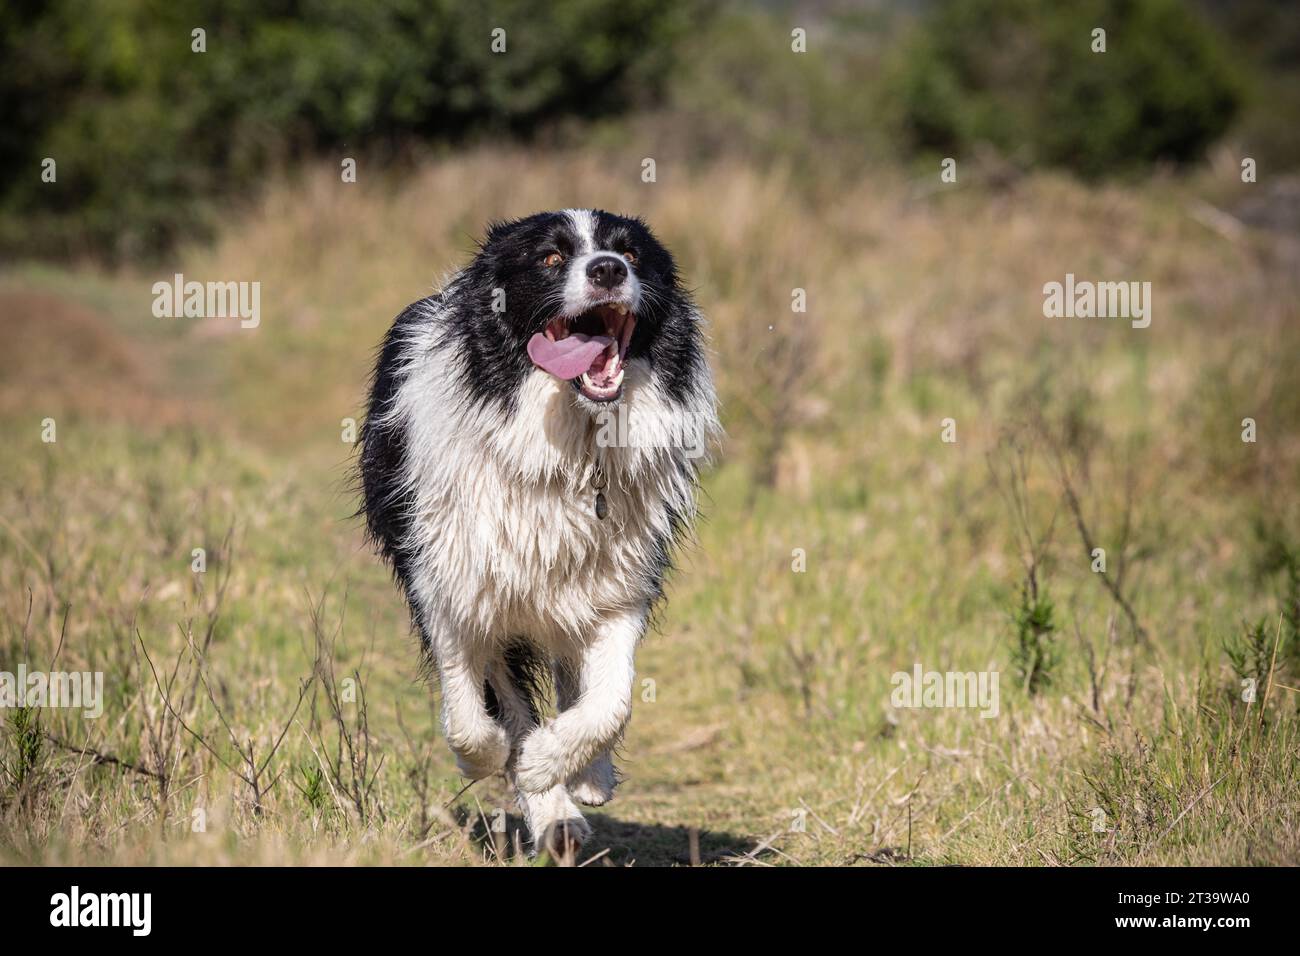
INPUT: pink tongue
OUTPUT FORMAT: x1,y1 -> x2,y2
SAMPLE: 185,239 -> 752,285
527,333 -> 614,380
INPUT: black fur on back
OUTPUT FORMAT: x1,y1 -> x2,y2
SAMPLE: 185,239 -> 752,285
357,297 -> 435,646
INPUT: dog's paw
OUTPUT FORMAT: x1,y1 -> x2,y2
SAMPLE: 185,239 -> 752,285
569,753 -> 617,806
569,779 -> 613,807
514,725 -> 565,793
516,783 -> 586,861
449,724 -> 511,780
538,815 -> 592,863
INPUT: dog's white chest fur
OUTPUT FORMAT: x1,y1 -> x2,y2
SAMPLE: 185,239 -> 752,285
387,326 -> 708,647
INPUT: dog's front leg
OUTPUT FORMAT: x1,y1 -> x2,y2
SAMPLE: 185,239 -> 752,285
430,623 -> 510,780
484,656 -> 591,856
555,656 -> 618,806
515,605 -> 646,794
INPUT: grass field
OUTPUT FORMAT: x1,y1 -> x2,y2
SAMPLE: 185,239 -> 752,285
2,148 -> 1298,865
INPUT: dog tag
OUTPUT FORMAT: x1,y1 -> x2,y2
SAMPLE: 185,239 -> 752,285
590,460 -> 608,520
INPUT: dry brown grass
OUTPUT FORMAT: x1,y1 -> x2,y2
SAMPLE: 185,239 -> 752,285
1,147 -> 1298,865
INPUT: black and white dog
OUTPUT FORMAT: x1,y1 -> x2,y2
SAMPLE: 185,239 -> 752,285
359,209 -> 718,855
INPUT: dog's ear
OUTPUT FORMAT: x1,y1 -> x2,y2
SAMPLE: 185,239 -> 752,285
481,218 -> 518,249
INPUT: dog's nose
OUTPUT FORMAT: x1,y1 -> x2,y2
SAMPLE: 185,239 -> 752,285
586,255 -> 627,290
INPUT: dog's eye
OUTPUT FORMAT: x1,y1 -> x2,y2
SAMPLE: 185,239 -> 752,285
543,252 -> 564,268
622,251 -> 638,265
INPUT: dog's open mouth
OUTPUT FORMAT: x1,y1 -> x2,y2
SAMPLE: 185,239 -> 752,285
526,304 -> 636,402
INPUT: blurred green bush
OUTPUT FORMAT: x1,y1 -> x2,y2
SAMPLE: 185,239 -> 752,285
887,0 -> 1243,178
0,0 -> 1273,261
0,0 -> 696,259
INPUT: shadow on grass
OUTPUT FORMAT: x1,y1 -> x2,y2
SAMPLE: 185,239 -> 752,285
462,808 -> 763,866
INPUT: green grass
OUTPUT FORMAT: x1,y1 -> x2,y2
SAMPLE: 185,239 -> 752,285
1,149 -> 1298,865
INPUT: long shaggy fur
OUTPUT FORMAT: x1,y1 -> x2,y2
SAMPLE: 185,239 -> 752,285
358,209 -> 718,854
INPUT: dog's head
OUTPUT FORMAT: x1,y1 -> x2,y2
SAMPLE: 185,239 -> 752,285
464,209 -> 691,406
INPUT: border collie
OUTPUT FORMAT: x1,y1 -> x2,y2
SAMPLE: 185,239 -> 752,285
359,209 -> 719,856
